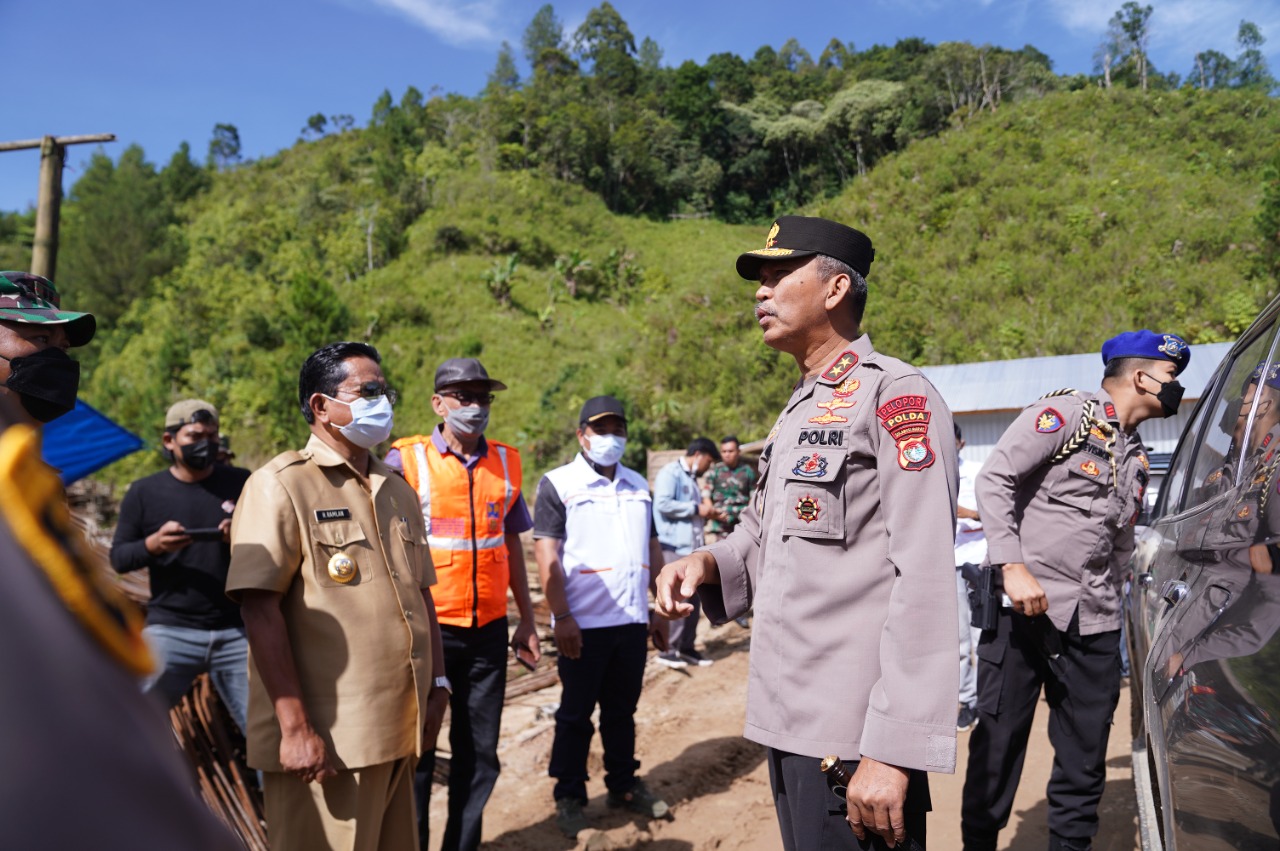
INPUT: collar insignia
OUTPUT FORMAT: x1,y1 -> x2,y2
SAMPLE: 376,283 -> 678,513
821,351 -> 859,383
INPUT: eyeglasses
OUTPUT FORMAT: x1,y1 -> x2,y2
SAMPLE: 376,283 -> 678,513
439,390 -> 495,406
336,382 -> 398,406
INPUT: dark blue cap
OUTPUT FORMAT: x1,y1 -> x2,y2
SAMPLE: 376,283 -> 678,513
1248,362 -> 1280,391
1101,330 -> 1191,376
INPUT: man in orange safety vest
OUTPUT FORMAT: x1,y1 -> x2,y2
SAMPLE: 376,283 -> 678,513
385,358 -> 540,851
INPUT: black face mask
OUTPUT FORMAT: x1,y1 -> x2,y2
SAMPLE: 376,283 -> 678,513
178,439 -> 219,471
0,347 -> 80,423
1147,374 -> 1185,418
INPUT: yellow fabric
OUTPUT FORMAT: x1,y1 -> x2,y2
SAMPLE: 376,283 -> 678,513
0,424 -> 151,675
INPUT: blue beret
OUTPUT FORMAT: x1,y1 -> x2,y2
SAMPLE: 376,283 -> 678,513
1101,330 -> 1191,376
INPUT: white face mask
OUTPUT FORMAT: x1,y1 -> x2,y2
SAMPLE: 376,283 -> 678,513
583,433 -> 626,467
326,394 -> 394,449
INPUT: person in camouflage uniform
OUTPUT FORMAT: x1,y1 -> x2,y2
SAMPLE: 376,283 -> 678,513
0,271 -> 95,424
705,435 -> 757,537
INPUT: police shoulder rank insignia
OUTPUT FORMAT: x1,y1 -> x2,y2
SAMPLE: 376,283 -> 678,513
821,351 -> 859,383
1081,460 -> 1101,477
1036,408 -> 1064,433
810,398 -> 855,425
877,395 -> 935,471
1104,402 -> 1117,420
327,552 -> 357,584
794,494 -> 821,523
1265,433 -> 1274,450
792,453 -> 830,477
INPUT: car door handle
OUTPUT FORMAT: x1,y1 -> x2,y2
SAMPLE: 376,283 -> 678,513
1137,572 -> 1155,590
1161,580 -> 1189,605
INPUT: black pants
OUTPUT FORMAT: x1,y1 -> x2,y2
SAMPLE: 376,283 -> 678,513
548,623 -> 648,801
960,608 -> 1122,850
415,617 -> 509,851
768,748 -> 931,851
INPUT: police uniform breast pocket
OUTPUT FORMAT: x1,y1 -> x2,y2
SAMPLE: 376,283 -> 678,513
780,448 -> 846,541
309,520 -> 373,587
1048,458 -> 1108,513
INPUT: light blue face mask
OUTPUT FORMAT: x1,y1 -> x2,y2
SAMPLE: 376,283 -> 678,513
446,405 -> 490,437
326,394 -> 394,448
584,433 -> 626,466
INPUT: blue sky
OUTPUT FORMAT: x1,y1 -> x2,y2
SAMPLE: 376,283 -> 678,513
3,0 -> 1278,214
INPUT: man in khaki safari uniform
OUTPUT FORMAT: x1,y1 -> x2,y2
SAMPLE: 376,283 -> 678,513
656,216 -> 960,850
228,341 -> 449,851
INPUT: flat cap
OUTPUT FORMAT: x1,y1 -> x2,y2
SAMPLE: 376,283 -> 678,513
736,216 -> 875,281
165,399 -> 219,429
434,358 -> 508,392
579,395 -> 626,425
1101,331 -> 1191,376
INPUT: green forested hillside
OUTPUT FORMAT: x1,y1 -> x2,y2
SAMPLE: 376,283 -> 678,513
73,84 -> 1278,487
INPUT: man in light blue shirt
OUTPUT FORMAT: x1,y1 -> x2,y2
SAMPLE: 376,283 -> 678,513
653,437 -> 722,667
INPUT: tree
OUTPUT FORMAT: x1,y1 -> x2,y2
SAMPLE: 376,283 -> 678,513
488,41 -> 521,91
207,123 -> 241,169
58,145 -> 177,326
1111,2 -> 1153,91
302,113 -> 328,138
1233,20 -> 1275,91
822,80 -> 906,176
522,4 -> 564,67
572,2 -> 638,95
1190,50 -> 1234,89
639,36 -> 663,73
160,142 -> 210,203
818,38 -> 852,71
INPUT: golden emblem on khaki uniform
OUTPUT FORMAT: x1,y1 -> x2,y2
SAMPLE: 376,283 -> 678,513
809,398 -> 855,425
327,552 -> 357,583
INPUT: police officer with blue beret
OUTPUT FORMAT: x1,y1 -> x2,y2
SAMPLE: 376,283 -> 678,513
960,330 -> 1190,851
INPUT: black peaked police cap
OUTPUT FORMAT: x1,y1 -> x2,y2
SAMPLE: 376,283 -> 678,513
736,216 -> 875,281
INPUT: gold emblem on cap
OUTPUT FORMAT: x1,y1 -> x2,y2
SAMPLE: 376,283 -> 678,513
327,552 -> 357,584
765,221 -> 780,248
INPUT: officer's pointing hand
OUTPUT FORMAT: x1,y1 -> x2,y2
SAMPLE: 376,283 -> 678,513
1001,562 -> 1049,617
655,551 -> 719,618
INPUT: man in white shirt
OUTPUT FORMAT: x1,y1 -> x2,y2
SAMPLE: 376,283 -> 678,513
533,396 -> 672,838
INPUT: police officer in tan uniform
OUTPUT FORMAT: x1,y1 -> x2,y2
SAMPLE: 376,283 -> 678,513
227,341 -> 449,851
960,330 -> 1191,851
656,216 -> 960,850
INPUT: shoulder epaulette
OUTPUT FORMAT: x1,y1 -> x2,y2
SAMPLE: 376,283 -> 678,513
264,449 -> 307,474
1043,391 -> 1117,486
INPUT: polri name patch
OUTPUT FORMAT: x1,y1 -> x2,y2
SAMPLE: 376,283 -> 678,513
315,508 -> 352,522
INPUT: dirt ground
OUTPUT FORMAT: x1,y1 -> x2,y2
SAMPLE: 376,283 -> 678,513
423,620 -> 1138,851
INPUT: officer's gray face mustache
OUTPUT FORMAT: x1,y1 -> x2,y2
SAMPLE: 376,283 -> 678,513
754,303 -> 776,320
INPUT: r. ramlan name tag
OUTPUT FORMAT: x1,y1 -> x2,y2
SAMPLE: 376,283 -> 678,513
315,508 -> 352,522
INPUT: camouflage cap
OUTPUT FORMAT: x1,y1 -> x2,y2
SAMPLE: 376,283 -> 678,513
0,272 -> 96,347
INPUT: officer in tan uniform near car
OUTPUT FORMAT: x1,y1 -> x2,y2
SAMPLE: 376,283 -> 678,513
656,216 -> 960,850
960,330 -> 1191,851
227,341 -> 449,851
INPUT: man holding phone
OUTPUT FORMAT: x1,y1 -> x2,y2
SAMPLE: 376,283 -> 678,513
111,399 -> 252,732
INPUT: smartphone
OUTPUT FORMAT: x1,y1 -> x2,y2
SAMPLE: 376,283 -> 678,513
183,527 -> 225,541
512,643 -> 537,672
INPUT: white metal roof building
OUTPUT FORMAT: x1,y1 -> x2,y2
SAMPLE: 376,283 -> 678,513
921,342 -> 1234,464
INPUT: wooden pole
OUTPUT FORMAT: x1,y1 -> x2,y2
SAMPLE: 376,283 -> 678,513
0,133 -> 115,280
31,137 -> 64,279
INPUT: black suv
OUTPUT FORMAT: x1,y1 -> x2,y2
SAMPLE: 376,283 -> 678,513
1128,297 -> 1280,850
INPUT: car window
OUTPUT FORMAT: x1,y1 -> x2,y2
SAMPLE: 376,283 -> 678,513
1175,323 -> 1280,514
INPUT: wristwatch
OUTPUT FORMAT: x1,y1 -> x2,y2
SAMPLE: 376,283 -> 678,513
432,675 -> 452,694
